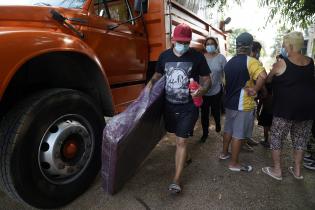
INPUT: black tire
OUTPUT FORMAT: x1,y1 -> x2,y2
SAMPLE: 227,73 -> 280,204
0,89 -> 105,208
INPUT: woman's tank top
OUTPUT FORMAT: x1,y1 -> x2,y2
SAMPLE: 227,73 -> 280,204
272,57 -> 315,121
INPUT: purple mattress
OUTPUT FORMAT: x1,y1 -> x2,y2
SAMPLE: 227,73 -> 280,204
102,77 -> 166,194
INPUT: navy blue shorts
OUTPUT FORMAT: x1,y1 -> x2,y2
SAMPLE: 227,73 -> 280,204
164,102 -> 199,139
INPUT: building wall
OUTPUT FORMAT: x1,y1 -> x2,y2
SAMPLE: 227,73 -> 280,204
306,24 -> 315,59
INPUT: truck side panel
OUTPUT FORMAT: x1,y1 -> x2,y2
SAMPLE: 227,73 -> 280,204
145,0 -> 227,62
170,0 -> 227,53
144,0 -> 167,61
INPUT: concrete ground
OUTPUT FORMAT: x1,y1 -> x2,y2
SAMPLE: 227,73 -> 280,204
1,119 -> 315,210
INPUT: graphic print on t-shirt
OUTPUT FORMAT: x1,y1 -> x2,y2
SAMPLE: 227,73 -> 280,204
165,62 -> 193,104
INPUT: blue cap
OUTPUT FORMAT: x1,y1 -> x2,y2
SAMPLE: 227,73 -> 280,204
236,32 -> 253,47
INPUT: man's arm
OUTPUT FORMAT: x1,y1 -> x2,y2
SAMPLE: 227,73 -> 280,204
245,71 -> 267,96
191,75 -> 212,97
146,72 -> 163,90
245,57 -> 267,96
253,71 -> 267,92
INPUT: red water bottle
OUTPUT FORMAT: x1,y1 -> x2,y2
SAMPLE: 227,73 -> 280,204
188,78 -> 203,107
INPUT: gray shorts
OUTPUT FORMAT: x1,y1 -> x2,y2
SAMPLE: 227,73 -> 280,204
224,108 -> 255,140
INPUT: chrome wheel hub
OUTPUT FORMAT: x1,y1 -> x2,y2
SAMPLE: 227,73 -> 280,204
38,115 -> 94,184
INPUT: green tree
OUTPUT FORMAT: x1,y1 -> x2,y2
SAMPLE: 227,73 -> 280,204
270,26 -> 290,58
204,0 -> 315,28
204,0 -> 242,11
259,0 -> 315,29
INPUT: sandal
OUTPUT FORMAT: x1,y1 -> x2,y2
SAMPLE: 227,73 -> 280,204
219,152 -> 231,160
229,164 -> 253,172
288,166 -> 304,180
168,183 -> 181,194
262,167 -> 282,181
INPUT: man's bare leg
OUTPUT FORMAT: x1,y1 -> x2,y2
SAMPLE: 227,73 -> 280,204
222,132 -> 232,155
173,137 -> 187,184
229,138 -> 242,168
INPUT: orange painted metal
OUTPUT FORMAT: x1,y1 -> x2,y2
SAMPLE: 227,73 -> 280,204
0,2 -> 147,112
0,0 -> 226,113
62,140 -> 78,159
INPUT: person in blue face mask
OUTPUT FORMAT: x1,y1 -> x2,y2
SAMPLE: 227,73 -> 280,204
280,47 -> 288,58
199,37 -> 227,143
146,23 -> 212,194
174,41 -> 190,55
263,31 -> 315,180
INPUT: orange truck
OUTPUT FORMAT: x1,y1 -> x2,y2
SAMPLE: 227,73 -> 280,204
0,0 -> 227,208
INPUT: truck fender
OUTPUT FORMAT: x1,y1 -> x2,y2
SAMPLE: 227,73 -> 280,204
0,30 -> 114,115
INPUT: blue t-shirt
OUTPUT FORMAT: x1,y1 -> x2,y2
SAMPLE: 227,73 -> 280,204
224,54 -> 265,111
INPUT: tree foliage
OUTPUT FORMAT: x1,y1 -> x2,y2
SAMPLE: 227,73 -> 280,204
270,26 -> 290,57
203,0 -> 242,11
205,0 -> 242,11
227,28 -> 247,56
205,0 -> 315,28
259,0 -> 315,29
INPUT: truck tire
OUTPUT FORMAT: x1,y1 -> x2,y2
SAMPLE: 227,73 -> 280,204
0,89 -> 105,208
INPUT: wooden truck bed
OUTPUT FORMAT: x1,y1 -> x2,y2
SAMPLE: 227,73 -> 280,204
145,0 -> 227,61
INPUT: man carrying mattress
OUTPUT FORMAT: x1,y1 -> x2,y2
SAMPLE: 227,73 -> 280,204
146,23 -> 212,194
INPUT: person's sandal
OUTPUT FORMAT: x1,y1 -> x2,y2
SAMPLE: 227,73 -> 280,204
262,167 -> 282,180
168,183 -> 181,194
229,165 -> 253,172
288,166 -> 304,180
219,152 -> 231,160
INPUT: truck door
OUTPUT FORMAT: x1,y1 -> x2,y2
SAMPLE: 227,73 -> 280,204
86,0 -> 148,85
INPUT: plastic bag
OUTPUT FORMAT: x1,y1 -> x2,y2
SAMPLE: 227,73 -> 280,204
102,76 -> 166,194
103,76 -> 165,143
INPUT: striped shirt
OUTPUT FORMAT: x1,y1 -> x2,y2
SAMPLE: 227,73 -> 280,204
224,54 -> 265,111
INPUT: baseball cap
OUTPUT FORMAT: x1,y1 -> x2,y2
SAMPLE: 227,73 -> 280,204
172,23 -> 192,42
236,32 -> 253,47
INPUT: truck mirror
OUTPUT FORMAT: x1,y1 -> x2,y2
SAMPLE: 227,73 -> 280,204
134,0 -> 148,14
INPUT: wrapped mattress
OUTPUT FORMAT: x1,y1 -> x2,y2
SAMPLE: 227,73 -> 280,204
102,77 -> 166,194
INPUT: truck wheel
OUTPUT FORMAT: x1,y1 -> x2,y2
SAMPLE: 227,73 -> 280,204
0,89 -> 105,208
